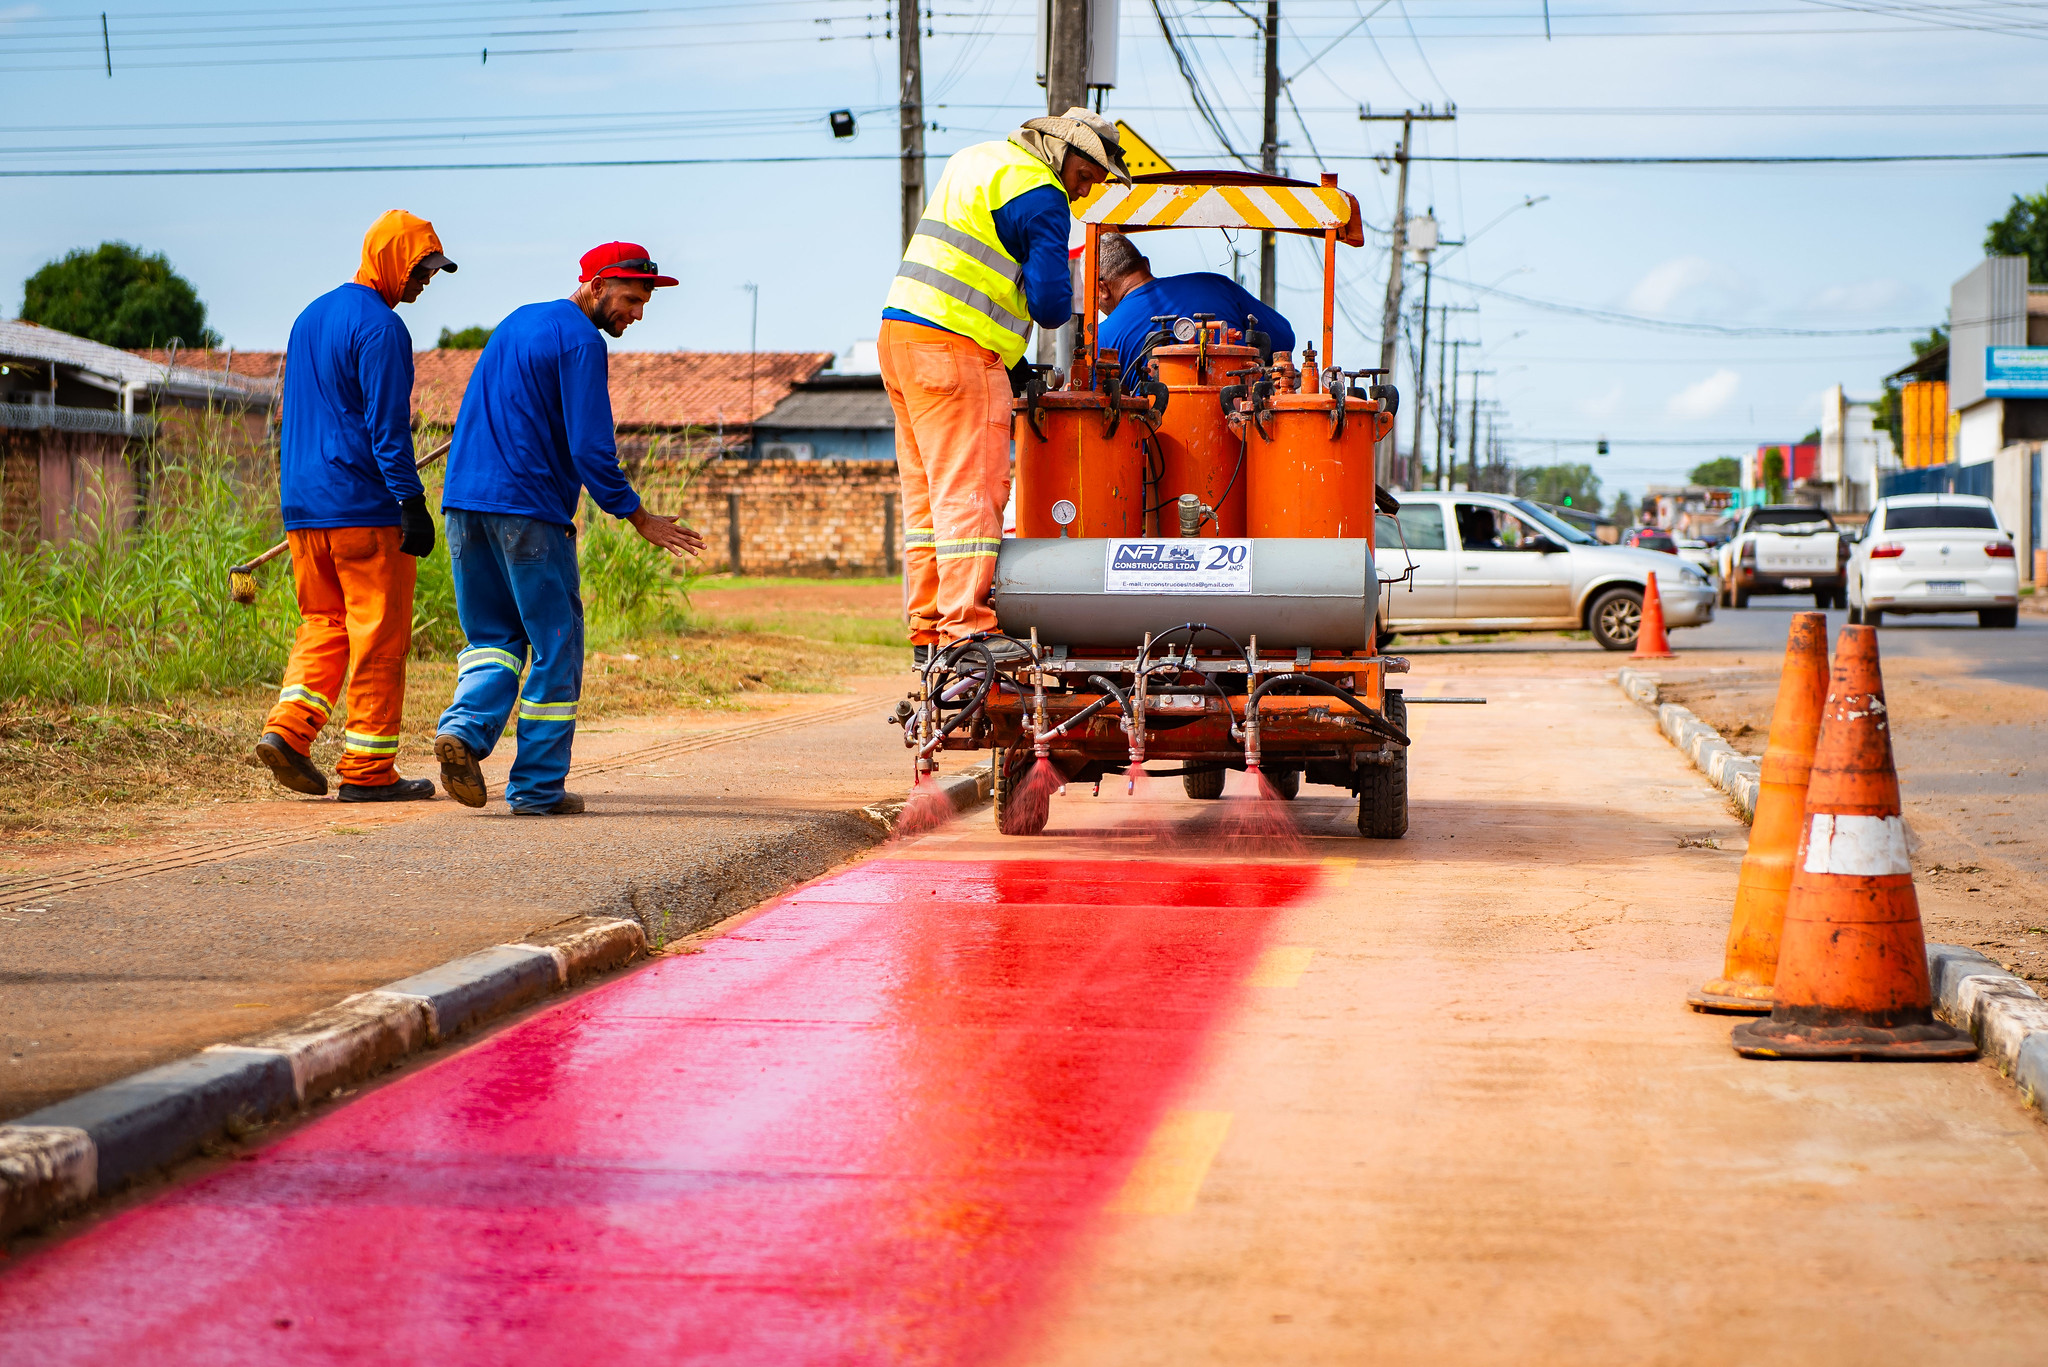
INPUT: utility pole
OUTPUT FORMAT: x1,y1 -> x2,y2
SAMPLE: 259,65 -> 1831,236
1039,0 -> 1090,366
1435,307 -> 1477,490
1360,106 -> 1455,484
897,0 -> 924,251
1401,219 -> 1457,493
1466,369 -> 1493,492
1258,0 -> 1280,305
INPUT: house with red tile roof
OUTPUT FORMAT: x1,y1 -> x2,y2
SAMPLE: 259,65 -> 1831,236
143,347 -> 840,458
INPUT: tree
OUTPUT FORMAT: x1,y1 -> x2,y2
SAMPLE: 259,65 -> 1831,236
1797,427 -> 1820,446
1512,462 -> 1601,510
1610,489 -> 1636,525
21,242 -> 220,350
1689,456 -> 1741,487
1762,447 -> 1787,502
438,325 -> 494,349
1987,188 -> 2048,282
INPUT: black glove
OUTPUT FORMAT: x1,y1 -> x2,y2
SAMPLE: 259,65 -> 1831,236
398,495 -> 435,558
1007,359 -> 1036,397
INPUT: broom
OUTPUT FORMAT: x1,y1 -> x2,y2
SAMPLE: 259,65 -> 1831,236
230,439 -> 452,605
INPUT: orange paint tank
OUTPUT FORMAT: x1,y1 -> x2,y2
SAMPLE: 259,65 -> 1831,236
1237,383 -> 1392,540
1147,340 -> 1257,537
1012,389 -> 1154,538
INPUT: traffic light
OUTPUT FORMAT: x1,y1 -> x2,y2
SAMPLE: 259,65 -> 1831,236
1596,439 -> 1609,456
1562,495 -> 1573,506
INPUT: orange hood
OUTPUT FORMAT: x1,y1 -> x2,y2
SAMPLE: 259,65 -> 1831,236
353,210 -> 444,307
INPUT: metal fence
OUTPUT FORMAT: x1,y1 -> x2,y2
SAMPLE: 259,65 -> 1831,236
1876,461 -> 1994,500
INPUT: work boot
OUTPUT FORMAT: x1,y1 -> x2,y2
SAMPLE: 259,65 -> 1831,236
967,635 -> 1033,667
253,733 -> 327,796
513,792 -> 585,816
337,777 -> 437,803
434,733 -> 489,809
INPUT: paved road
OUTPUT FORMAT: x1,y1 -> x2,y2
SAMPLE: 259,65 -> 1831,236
8,651 -> 2047,1363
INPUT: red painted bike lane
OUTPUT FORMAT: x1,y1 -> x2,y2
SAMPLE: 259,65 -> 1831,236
0,858 -> 1313,1365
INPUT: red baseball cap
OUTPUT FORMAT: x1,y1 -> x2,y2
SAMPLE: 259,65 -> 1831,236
578,241 -> 678,287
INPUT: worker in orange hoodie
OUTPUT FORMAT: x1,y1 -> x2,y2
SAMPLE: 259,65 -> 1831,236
252,210 -> 455,802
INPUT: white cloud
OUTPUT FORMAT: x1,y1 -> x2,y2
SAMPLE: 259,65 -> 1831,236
1804,279 -> 1911,317
1625,256 -> 1750,318
1668,370 -> 1741,421
1578,384 -> 1624,420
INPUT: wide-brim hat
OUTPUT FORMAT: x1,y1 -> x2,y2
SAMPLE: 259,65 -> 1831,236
1028,107 -> 1132,185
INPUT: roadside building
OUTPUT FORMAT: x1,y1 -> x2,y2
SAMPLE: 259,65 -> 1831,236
1738,444 -> 1819,507
1642,484 -> 1735,538
1813,386 -> 1884,514
3,322 -> 276,545
154,343 -> 905,577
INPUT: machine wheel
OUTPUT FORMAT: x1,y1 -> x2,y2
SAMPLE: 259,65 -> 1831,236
1357,694 -> 1408,839
992,747 -> 1049,836
1588,586 -> 1643,652
1981,606 -> 2019,629
1813,591 -> 1831,610
1183,767 -> 1227,800
1266,768 -> 1301,800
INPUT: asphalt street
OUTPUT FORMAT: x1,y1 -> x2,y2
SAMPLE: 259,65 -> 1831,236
7,649 -> 2047,1363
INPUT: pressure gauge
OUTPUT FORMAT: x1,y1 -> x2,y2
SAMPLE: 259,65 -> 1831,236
1050,500 -> 1078,536
1172,316 -> 1199,343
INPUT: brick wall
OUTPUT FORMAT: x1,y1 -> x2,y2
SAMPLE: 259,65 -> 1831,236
659,458 -> 902,577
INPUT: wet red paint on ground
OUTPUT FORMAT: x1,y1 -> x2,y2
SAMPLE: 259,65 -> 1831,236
0,859 -> 1312,1365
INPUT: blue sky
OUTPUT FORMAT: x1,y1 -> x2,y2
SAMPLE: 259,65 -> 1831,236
4,0 -> 2043,502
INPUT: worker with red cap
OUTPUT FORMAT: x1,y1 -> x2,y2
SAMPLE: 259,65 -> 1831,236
432,242 -> 706,816
253,208 -> 454,802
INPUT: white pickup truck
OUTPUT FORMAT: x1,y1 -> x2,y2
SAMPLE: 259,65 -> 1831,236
1716,505 -> 1849,609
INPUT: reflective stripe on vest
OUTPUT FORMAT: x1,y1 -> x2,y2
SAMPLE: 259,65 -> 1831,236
884,139 -> 1063,367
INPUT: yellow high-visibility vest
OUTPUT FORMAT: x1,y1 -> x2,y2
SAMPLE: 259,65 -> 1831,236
885,139 -> 1063,367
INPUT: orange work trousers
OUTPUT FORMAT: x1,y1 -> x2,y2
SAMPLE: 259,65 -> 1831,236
262,525 -> 417,786
878,319 -> 1013,645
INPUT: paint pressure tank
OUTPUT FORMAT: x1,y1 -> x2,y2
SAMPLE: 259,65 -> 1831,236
990,536 -> 1374,650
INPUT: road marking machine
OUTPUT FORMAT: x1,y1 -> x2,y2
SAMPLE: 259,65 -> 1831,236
894,170 -> 1416,838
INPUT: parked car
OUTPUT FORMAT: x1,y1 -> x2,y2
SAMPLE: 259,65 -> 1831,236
1675,538 -> 1719,581
1715,505 -> 1848,609
1846,494 -> 2020,628
1376,492 -> 1715,651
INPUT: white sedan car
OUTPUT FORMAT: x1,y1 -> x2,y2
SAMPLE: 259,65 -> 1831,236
1846,494 -> 2020,628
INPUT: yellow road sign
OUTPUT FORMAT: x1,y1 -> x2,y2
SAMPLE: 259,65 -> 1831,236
1114,120 -> 1174,178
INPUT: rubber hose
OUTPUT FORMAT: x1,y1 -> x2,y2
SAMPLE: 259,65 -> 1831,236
1246,673 -> 1410,746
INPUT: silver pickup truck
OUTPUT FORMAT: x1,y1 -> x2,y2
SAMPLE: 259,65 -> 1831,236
1715,505 -> 1848,609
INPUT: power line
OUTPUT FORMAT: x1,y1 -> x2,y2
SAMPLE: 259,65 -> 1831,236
1439,276 -> 1930,336
1403,149 -> 2048,163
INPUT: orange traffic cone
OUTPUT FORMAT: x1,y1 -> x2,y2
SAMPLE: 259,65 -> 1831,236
1731,625 -> 1975,1060
1633,572 -> 1675,659
1689,612 -> 1829,1013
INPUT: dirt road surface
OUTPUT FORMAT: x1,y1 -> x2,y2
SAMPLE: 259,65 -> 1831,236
6,642 -> 2047,1361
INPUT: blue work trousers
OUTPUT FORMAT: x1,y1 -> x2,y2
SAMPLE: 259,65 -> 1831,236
437,510 -> 584,812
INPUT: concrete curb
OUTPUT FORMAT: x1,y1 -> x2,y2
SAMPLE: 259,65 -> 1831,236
1927,943 -> 2048,1115
0,769 -> 995,1242
0,912 -> 647,1238
1615,667 -> 1761,822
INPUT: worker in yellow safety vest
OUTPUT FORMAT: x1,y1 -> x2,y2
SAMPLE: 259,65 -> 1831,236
880,107 -> 1130,666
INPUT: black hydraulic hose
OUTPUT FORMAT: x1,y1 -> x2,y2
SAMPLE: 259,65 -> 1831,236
1138,622 -> 1253,682
1247,673 -> 1410,746
922,639 -> 998,741
1202,431 -> 1246,532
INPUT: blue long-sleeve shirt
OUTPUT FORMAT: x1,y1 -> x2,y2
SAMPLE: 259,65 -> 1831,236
1099,273 -> 1297,391
279,282 -> 420,530
882,183 -> 1073,339
441,299 -> 641,528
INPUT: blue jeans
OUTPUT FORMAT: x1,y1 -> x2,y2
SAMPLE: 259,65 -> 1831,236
437,510 -> 583,812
